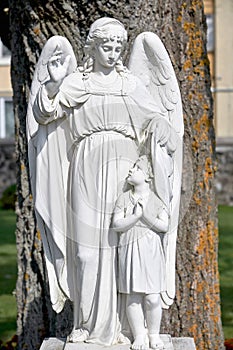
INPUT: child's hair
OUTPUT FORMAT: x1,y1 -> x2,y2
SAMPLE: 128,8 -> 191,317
136,155 -> 154,182
79,17 -> 128,75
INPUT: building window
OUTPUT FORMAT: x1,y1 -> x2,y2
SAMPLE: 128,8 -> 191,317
0,42 -> 10,58
0,39 -> 11,65
0,97 -> 14,138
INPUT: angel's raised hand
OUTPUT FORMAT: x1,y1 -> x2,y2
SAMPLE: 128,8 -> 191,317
48,48 -> 71,83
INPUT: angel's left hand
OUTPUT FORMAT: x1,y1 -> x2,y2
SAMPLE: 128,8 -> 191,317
148,117 -> 171,146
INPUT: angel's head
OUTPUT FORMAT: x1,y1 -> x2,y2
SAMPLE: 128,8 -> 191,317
81,17 -> 127,74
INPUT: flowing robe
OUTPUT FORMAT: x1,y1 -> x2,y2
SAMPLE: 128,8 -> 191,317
31,71 -> 173,344
115,191 -> 166,295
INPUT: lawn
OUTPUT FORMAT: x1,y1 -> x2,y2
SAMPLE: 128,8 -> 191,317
0,209 -> 17,343
218,206 -> 233,339
0,206 -> 232,342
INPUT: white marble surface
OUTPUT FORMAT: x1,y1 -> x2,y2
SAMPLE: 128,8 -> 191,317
172,337 -> 196,350
64,344 -> 130,350
39,336 -> 196,350
64,335 -> 173,350
40,337 -> 66,350
29,17 -> 183,346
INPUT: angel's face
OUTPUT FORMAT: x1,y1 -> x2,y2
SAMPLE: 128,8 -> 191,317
94,36 -> 123,69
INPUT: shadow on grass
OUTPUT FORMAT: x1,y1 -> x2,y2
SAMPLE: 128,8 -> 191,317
0,251 -> 17,295
219,205 -> 233,339
0,317 -> 17,343
0,209 -> 17,343
221,284 -> 233,339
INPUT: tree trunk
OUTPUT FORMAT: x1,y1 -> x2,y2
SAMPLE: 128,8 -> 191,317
6,0 -> 224,349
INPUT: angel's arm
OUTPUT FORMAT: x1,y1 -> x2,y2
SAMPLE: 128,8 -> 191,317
32,41 -> 75,126
147,118 -> 179,155
129,76 -> 176,151
141,207 -> 169,233
33,85 -> 68,125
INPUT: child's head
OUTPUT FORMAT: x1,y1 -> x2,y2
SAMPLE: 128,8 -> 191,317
127,155 -> 153,186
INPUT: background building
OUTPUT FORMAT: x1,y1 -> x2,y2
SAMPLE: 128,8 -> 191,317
0,39 -> 15,198
204,0 -> 233,205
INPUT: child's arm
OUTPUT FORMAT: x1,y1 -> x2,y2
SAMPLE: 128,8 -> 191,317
112,201 -> 143,233
142,207 -> 169,233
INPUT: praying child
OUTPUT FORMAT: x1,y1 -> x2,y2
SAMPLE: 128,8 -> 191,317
112,156 -> 168,350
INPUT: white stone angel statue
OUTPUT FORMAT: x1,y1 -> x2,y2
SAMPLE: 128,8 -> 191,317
27,17 -> 183,347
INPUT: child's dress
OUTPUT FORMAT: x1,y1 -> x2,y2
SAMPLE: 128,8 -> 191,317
115,190 -> 166,294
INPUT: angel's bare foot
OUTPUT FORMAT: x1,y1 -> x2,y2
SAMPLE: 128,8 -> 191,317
148,334 -> 165,350
68,328 -> 89,343
131,334 -> 149,350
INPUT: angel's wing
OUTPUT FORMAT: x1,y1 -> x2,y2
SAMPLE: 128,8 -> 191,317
129,32 -> 183,308
128,32 -> 183,136
27,36 -> 77,312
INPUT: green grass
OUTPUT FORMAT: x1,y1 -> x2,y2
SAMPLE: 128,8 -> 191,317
0,209 -> 17,343
218,205 -> 233,339
0,206 -> 232,342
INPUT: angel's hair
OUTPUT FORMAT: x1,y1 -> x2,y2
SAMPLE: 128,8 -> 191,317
135,155 -> 154,182
79,17 -> 128,75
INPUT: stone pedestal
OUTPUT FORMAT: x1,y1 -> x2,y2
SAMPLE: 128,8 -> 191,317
172,337 -> 196,349
63,335 -> 173,350
40,338 -> 66,350
39,336 -> 196,350
65,344 -> 129,350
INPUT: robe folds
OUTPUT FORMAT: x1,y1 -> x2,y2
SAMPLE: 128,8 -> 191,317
115,191 -> 166,295
30,71 -> 175,344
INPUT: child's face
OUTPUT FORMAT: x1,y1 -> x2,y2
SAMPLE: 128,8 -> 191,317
127,163 -> 146,186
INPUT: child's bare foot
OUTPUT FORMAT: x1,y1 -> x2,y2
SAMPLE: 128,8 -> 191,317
131,334 -> 149,350
148,334 -> 165,350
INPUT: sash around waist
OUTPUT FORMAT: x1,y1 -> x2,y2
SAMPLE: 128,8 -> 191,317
75,130 -> 135,144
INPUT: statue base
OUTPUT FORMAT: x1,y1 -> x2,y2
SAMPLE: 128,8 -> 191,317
65,335 -> 173,350
40,338 -> 65,350
39,336 -> 196,350
172,337 -> 196,349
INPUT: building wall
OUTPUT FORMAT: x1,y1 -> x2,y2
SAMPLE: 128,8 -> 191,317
215,0 -> 233,138
0,40 -> 15,198
0,64 -> 12,97
203,0 -> 233,206
214,0 -> 233,205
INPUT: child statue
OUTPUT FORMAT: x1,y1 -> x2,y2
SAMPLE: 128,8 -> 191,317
112,156 -> 168,350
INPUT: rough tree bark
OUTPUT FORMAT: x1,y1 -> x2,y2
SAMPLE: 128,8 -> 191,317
2,0 -> 225,349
